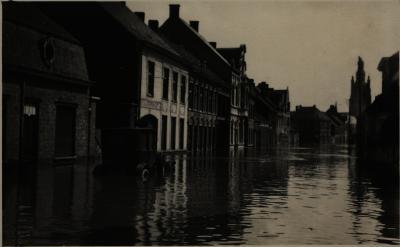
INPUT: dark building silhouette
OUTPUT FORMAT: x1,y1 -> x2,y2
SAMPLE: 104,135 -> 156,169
256,82 -> 290,145
325,104 -> 347,144
357,51 -> 399,168
247,80 -> 277,149
2,2 -> 97,164
349,57 -> 371,118
291,105 -> 331,145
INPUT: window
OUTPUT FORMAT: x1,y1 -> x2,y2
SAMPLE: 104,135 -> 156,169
171,117 -> 176,150
193,84 -> 198,110
207,91 -> 213,112
55,105 -> 76,157
162,67 -> 169,100
180,75 -> 186,104
199,86 -> 203,111
214,93 -> 218,114
231,87 -> 235,106
161,115 -> 167,150
189,81 -> 194,109
147,61 -> 155,97
204,88 -> 208,112
172,72 -> 178,102
188,123 -> 192,151
179,118 -> 184,149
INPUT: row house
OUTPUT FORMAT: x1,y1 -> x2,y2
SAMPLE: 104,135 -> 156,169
256,82 -> 290,145
148,20 -> 224,154
217,45 -> 249,149
160,4 -> 232,155
247,79 -> 277,149
3,2 -> 97,165
39,2 -> 190,161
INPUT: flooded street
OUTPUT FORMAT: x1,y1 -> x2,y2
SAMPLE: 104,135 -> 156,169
3,145 -> 399,245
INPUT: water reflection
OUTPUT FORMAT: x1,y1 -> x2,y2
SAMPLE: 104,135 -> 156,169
3,145 -> 399,245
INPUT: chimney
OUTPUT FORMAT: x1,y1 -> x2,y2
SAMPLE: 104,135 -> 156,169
209,42 -> 217,48
134,12 -> 145,22
148,20 -> 159,31
169,4 -> 180,18
190,21 -> 199,32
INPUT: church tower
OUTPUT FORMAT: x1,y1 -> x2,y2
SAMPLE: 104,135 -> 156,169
349,57 -> 371,118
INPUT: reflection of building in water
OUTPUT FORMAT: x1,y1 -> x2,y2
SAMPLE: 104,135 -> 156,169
134,156 -> 188,244
347,157 -> 399,244
3,161 -> 95,245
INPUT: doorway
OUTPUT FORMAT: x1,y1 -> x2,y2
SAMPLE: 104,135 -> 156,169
22,103 -> 39,161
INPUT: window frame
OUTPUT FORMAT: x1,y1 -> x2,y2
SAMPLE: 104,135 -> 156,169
147,60 -> 155,97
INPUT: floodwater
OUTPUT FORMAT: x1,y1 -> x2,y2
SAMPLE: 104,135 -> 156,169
3,145 -> 399,245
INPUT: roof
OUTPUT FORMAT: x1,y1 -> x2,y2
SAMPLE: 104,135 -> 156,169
378,51 -> 399,71
365,92 -> 398,115
179,19 -> 231,66
160,14 -> 232,79
3,2 -> 90,83
294,106 -> 331,121
217,47 -> 245,70
157,31 -> 226,86
99,2 -> 181,59
326,112 -> 344,126
3,2 -> 80,44
249,84 -> 277,112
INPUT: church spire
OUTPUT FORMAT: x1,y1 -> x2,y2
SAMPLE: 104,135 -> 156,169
358,56 -> 364,69
356,56 -> 366,82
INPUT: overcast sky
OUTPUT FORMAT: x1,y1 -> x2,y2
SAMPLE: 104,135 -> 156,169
127,0 -> 399,112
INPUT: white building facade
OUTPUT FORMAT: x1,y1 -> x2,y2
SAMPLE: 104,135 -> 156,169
139,49 -> 189,152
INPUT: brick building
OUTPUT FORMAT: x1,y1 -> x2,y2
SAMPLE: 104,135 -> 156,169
3,2 -> 97,164
39,2 -> 190,157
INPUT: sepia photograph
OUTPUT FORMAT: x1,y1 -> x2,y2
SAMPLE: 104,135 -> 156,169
2,0 -> 399,245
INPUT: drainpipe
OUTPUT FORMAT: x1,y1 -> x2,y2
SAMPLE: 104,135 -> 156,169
87,87 -> 91,162
16,80 -> 25,245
